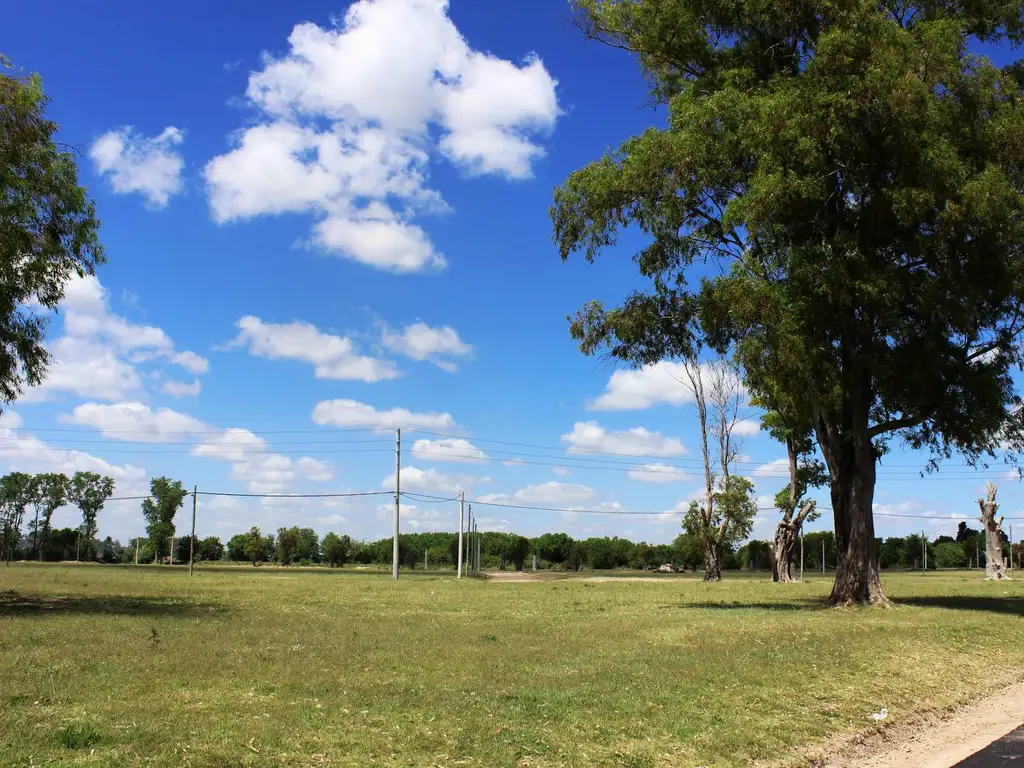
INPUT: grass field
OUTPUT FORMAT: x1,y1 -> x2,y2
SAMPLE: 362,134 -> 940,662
1,565 -> 1022,767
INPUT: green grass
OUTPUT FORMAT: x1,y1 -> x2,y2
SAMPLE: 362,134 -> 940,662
0,565 -> 1021,767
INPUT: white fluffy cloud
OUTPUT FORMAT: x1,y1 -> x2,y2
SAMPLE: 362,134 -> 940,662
26,275 -> 208,402
480,481 -> 598,507
411,438 -> 486,463
591,361 -> 747,412
62,402 -> 207,442
312,399 -> 457,432
753,458 -> 791,477
162,379 -> 201,398
626,463 -> 691,484
561,421 -> 686,457
381,322 -> 472,371
204,0 -> 559,272
733,419 -> 761,437
193,427 -> 334,493
90,126 -> 185,208
231,316 -> 397,382
381,466 -> 488,494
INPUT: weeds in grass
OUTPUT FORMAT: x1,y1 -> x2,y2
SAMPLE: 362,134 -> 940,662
55,723 -> 101,749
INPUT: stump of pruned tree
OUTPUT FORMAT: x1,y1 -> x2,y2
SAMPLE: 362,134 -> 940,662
978,483 -> 1010,580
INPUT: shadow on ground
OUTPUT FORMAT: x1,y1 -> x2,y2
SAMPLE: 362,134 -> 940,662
899,596 -> 1024,616
0,590 -> 224,618
661,595 -> 1024,615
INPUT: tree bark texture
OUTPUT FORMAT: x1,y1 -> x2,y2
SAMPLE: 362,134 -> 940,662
815,402 -> 889,606
703,544 -> 722,581
978,483 -> 1009,580
773,522 -> 796,582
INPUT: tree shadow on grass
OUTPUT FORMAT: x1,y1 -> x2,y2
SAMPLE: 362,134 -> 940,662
662,599 -> 829,612
898,596 -> 1024,616
0,590 -> 225,618
662,595 -> 1024,616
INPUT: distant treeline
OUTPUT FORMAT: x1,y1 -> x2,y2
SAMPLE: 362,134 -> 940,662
11,521 -> 1020,571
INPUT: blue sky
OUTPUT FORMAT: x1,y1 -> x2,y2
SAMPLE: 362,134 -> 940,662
4,0 -> 1022,547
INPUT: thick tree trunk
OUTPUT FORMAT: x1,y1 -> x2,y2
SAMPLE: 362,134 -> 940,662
826,449 -> 888,605
703,544 -> 721,581
815,403 -> 889,605
773,521 -> 797,583
978,484 -> 1009,580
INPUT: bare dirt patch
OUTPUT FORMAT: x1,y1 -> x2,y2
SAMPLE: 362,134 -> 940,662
811,680 -> 1024,768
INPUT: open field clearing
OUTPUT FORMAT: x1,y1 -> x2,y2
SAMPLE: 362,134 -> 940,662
0,565 -> 1022,767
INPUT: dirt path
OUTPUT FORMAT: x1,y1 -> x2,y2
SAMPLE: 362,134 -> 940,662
817,681 -> 1024,768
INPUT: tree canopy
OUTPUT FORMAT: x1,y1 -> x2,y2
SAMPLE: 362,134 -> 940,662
140,477 -> 187,563
0,57 -> 104,405
552,0 -> 1024,604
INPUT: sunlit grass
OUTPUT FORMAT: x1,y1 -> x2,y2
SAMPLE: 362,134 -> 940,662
0,564 -> 1021,767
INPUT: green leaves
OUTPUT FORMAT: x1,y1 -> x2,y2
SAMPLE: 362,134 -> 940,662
140,477 -> 186,560
0,59 -> 104,404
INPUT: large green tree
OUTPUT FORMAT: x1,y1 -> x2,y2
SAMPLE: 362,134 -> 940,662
68,471 -> 115,561
0,57 -> 104,405
140,477 -> 187,564
552,0 -> 1024,604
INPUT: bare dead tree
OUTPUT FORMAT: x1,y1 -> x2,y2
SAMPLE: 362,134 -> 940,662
978,483 -> 1009,580
678,357 -> 756,580
772,434 -> 819,583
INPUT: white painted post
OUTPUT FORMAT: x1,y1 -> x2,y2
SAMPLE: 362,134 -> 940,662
393,428 -> 401,581
800,534 -> 804,581
188,486 -> 197,577
458,492 -> 464,579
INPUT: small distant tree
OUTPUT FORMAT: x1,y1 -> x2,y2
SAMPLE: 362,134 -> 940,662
276,527 -> 300,564
68,471 -> 115,561
198,536 -> 224,562
296,527 -> 320,563
322,532 -> 352,567
531,532 -> 574,565
934,542 -> 968,569
29,472 -> 68,560
242,526 -> 265,566
672,533 -> 703,572
140,477 -> 187,564
0,472 -> 34,564
956,521 -> 980,543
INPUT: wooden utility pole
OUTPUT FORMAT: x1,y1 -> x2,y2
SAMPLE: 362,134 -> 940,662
393,428 -> 401,581
188,486 -> 197,577
821,538 -> 825,575
135,538 -> 139,565
458,492 -> 464,579
922,530 -> 927,572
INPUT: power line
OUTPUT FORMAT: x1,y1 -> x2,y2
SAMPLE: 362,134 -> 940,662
0,436 -> 392,447
4,426 -> 381,435
0,446 -> 395,456
196,490 -> 392,499
406,428 -> 1019,471
408,447 -> 1020,480
400,492 -> 1024,521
